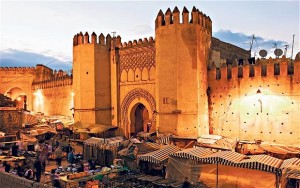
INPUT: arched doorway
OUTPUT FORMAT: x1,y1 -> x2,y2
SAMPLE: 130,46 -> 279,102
4,87 -> 27,110
130,103 -> 150,137
121,88 -> 156,138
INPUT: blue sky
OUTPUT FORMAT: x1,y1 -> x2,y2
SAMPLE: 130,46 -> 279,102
0,0 -> 299,71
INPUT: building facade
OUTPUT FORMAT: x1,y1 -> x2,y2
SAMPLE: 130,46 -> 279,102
1,6 -> 299,146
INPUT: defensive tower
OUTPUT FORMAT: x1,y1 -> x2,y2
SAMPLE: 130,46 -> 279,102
73,32 -> 112,125
155,6 -> 212,137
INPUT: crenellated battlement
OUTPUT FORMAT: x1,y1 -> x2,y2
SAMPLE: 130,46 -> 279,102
32,74 -> 73,89
119,36 -> 155,49
0,67 -> 35,71
155,6 -> 212,35
73,32 -> 112,46
208,55 -> 300,80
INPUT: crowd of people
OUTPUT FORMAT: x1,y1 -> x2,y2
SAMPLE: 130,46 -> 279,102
0,135 -> 79,185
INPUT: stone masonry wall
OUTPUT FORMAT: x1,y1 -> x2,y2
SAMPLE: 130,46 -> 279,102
32,76 -> 73,117
208,57 -> 300,146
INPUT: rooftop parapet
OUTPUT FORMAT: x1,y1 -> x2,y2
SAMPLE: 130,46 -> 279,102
0,67 -> 35,71
119,37 -> 155,49
32,74 -> 73,89
209,56 -> 300,80
73,32 -> 112,46
155,6 -> 212,34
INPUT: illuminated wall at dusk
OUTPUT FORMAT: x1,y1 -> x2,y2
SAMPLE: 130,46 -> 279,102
32,75 -> 73,117
208,57 -> 300,145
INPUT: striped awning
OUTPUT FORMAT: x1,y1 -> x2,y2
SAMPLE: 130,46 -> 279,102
138,145 -> 181,164
200,151 -> 246,166
102,136 -> 124,146
84,137 -> 102,146
156,133 -> 173,145
143,142 -> 162,150
84,136 -> 124,146
286,173 -> 300,180
170,147 -> 214,161
280,158 -> 300,170
236,155 -> 283,173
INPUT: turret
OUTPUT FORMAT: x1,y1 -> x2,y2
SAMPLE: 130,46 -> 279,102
155,6 -> 212,137
72,31 -> 112,125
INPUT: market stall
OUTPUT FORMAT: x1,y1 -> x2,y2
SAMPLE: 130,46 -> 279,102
137,145 -> 180,176
167,147 -> 214,183
83,136 -> 124,166
168,148 -> 283,188
138,145 -> 181,164
280,157 -> 300,188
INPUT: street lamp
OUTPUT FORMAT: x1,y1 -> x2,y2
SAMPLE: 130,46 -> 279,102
257,89 -> 262,113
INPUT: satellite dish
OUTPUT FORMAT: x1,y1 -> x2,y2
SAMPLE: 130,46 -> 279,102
274,49 -> 283,57
259,49 -> 267,58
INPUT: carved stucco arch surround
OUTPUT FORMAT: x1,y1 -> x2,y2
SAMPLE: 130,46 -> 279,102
121,88 -> 156,129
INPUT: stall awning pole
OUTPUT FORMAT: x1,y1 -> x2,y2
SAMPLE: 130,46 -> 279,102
216,159 -> 219,188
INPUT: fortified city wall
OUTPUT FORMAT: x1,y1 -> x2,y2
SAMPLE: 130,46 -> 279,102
0,66 -> 49,111
208,54 -> 300,146
32,71 -> 73,117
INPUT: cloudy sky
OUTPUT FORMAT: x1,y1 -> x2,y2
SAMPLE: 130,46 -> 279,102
0,0 -> 299,71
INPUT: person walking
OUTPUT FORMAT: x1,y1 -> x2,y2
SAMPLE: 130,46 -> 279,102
34,158 -> 42,182
54,146 -> 63,166
67,149 -> 75,164
3,161 -> 11,173
39,146 -> 48,173
46,142 -> 52,165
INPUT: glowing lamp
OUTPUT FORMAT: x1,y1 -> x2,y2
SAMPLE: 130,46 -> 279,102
257,89 -> 262,112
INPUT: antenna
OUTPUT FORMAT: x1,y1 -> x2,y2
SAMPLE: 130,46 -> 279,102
273,43 -> 277,50
111,31 -> 116,38
250,34 -> 255,57
291,34 -> 295,63
284,44 -> 289,56
243,34 -> 255,57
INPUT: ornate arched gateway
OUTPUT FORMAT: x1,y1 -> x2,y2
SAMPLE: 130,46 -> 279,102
120,88 -> 156,138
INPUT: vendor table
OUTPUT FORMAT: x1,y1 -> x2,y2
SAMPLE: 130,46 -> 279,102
59,167 -> 128,188
0,155 -> 25,162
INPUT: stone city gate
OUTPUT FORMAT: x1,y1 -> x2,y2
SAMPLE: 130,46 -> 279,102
120,88 -> 156,138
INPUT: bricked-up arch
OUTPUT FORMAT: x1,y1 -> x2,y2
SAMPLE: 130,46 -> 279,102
121,88 -> 156,126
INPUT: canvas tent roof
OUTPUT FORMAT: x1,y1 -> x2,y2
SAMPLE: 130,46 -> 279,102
84,137 -> 102,146
259,144 -> 299,155
84,136 -> 124,146
138,145 -> 181,164
282,165 -> 300,181
280,157 -> 300,171
136,142 -> 162,155
67,121 -> 117,134
200,151 -> 246,166
236,154 -> 283,173
197,135 -> 237,151
170,147 -> 214,161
